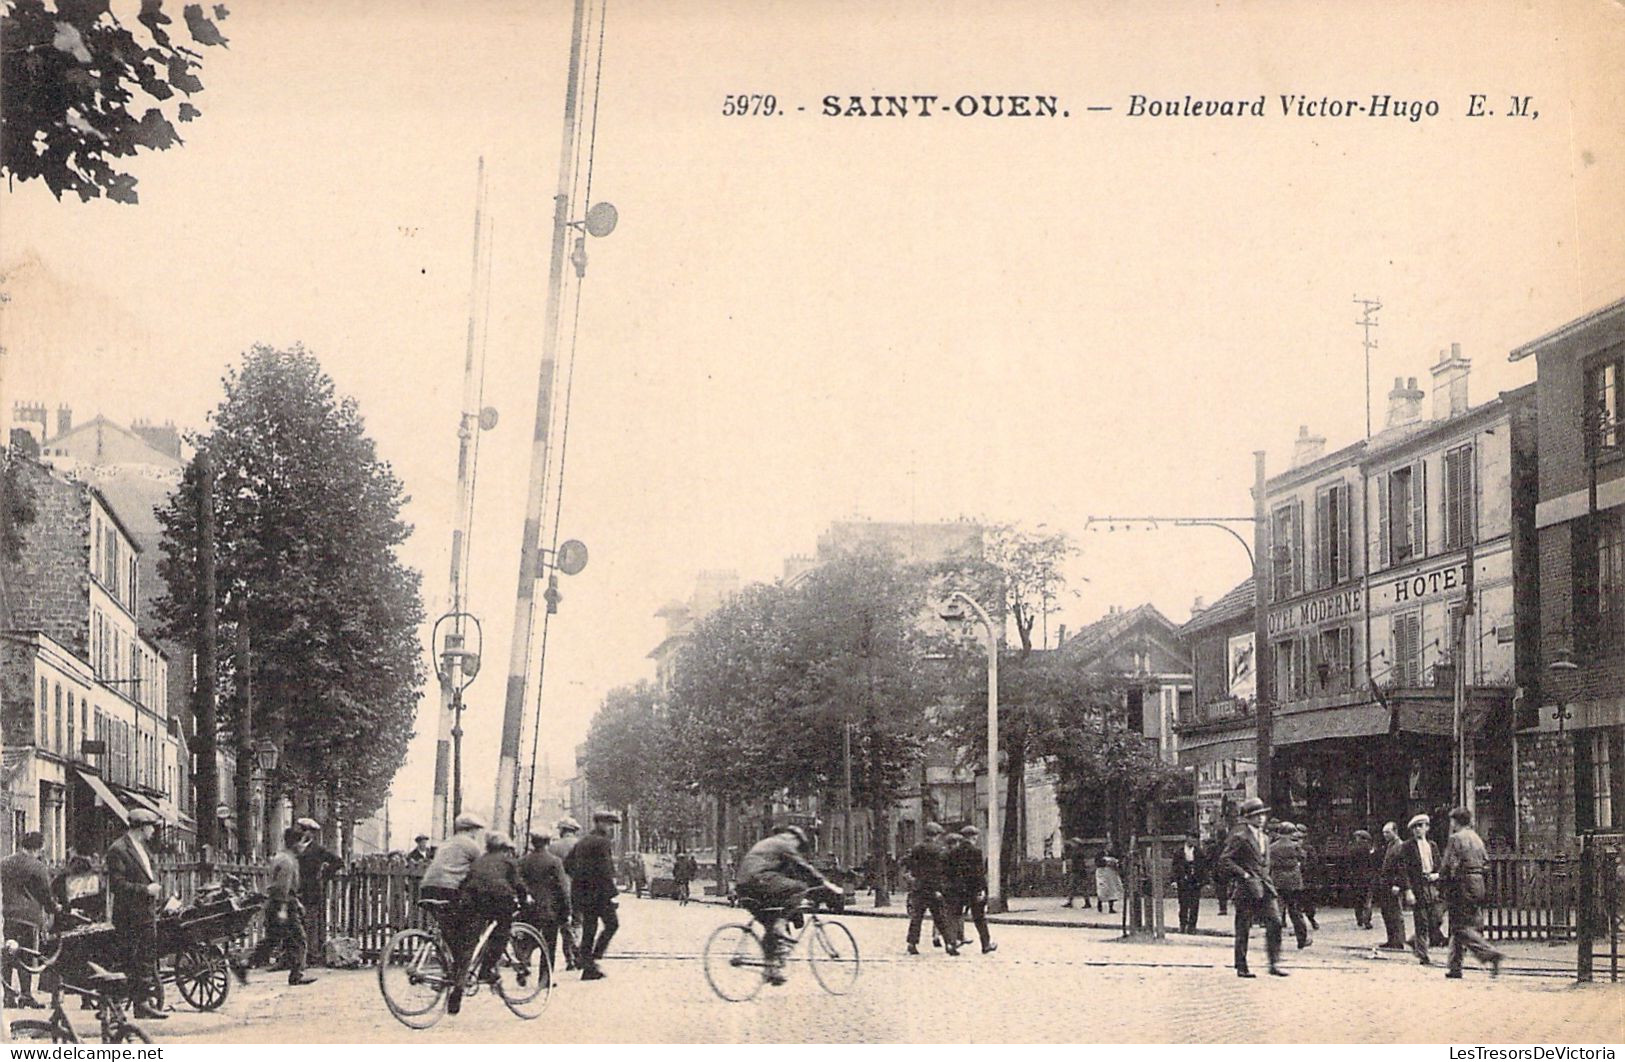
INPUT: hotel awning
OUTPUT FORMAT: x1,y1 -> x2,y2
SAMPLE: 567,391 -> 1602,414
77,769 -> 129,824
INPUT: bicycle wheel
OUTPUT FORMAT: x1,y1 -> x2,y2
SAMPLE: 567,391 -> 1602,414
8,1018 -> 77,1043
494,922 -> 551,1019
806,919 -> 859,995
702,923 -> 767,1002
377,928 -> 450,1029
174,943 -> 230,1011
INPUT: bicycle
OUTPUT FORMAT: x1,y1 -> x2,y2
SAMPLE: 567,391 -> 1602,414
4,932 -> 150,1044
703,893 -> 860,1002
377,899 -> 551,1029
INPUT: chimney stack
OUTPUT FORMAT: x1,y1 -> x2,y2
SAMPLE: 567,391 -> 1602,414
1430,342 -> 1471,419
1055,623 -> 1068,647
1385,376 -> 1425,429
1191,595 -> 1206,615
56,404 -> 72,439
1290,424 -> 1327,469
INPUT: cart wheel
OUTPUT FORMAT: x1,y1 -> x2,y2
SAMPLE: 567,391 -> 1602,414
174,944 -> 230,1011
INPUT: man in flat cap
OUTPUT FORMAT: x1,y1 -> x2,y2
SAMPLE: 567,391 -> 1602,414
1170,830 -> 1206,933
1440,807 -> 1504,978
548,817 -> 584,970
105,808 -> 170,1017
295,817 -> 342,967
405,834 -> 433,864
565,810 -> 620,980
945,825 -> 997,953
249,826 -> 318,986
1219,797 -> 1286,978
902,821 -> 952,956
420,811 -> 487,992
1396,813 -> 1446,965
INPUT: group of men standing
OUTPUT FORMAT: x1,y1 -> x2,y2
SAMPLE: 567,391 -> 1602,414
901,822 -> 998,957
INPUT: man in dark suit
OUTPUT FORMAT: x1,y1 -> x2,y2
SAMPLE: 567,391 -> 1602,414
1350,829 -> 1379,930
1219,797 -> 1286,978
564,810 -> 621,981
2,831 -> 60,1008
1377,821 -> 1409,950
104,808 -> 168,1019
903,822 -> 952,955
1170,831 -> 1206,933
520,829 -> 571,975
1395,813 -> 1446,965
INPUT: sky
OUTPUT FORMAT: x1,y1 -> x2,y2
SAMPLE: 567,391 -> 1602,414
5,0 -> 1624,840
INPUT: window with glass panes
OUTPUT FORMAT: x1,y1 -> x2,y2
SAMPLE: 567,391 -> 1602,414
1574,511 -> 1624,652
1588,350 -> 1622,451
1314,482 -> 1352,589
1575,727 -> 1624,832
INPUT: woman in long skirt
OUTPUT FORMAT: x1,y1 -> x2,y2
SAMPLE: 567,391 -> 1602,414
1094,851 -> 1124,914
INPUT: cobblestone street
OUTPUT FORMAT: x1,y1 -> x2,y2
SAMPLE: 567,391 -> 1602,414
123,897 -> 1621,1044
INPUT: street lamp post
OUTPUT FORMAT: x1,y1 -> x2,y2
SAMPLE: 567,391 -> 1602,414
940,591 -> 1002,913
432,613 -> 483,821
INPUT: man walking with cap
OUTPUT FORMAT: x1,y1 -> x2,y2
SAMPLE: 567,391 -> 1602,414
105,808 -> 170,1017
549,817 -> 584,969
520,828 -> 570,975
1219,797 -> 1286,978
2,831 -> 60,1008
249,827 -> 319,986
1441,806 -> 1504,978
945,825 -> 997,953
1350,828 -> 1379,931
1397,812 -> 1446,965
565,810 -> 620,980
405,834 -> 433,863
903,822 -> 952,956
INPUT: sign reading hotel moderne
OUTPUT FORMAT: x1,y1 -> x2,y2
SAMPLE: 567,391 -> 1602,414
1267,587 -> 1364,636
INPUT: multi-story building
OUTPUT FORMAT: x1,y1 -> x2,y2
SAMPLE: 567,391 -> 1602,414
1176,578 -> 1260,836
1177,351 -> 1537,855
1,456 -> 181,860
1509,297 -> 1625,852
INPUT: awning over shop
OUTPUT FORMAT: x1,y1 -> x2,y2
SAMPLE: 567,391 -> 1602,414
77,769 -> 129,823
121,789 -> 177,824
1273,689 -> 1506,747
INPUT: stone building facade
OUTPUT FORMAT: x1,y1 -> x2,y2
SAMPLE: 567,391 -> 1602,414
1,457 -> 181,860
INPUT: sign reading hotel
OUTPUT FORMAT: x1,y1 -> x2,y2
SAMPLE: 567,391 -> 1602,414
1266,587 -> 1363,636
1389,561 -> 1471,605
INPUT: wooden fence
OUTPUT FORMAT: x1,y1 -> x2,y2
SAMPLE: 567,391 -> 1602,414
1482,854 -> 1575,941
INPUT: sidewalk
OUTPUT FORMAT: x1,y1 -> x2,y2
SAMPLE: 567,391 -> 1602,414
693,888 -> 1591,978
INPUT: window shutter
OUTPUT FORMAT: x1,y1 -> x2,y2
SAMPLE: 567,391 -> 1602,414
1293,498 -> 1306,595
1313,489 -> 1328,590
1411,459 -> 1428,560
1608,730 -> 1624,830
1337,484 -> 1352,582
1377,475 -> 1390,568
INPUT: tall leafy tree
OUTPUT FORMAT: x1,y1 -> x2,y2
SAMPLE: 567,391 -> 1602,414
2,0 -> 230,203
155,344 -> 424,835
935,523 -> 1080,875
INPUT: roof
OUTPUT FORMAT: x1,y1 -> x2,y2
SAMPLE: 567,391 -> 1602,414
1508,295 -> 1625,362
40,415 -> 183,471
1179,576 -> 1254,637
1054,603 -> 1179,664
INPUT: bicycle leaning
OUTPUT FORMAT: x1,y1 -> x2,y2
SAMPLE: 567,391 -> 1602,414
702,893 -> 860,1002
4,928 -> 151,1044
377,897 -> 552,1029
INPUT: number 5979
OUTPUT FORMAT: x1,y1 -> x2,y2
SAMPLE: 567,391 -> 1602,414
723,94 -> 777,116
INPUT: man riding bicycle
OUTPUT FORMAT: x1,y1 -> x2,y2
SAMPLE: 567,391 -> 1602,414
735,825 -> 838,985
418,811 -> 487,1013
